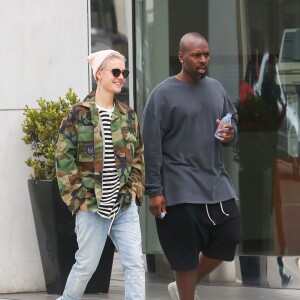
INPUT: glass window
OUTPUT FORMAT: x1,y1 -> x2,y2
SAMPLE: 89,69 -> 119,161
90,0 -> 130,104
135,0 -> 300,257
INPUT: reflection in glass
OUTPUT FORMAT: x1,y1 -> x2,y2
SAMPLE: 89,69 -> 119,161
236,1 -> 300,257
237,256 -> 299,288
134,0 -> 300,290
90,0 -> 129,104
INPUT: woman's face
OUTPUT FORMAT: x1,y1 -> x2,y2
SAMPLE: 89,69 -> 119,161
96,57 -> 127,94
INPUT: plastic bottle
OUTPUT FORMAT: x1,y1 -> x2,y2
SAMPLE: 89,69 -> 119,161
214,113 -> 232,140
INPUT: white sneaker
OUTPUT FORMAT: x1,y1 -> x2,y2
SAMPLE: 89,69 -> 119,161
296,257 -> 300,269
168,282 -> 180,300
167,281 -> 200,300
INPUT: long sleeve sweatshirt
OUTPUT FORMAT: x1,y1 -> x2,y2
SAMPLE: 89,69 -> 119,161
142,76 -> 238,206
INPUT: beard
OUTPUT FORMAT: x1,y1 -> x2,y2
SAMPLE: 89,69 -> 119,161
197,73 -> 207,80
194,65 -> 207,80
195,71 -> 207,80
183,66 -> 207,81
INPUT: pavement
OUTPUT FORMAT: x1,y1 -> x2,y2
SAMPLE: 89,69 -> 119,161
1,254 -> 300,300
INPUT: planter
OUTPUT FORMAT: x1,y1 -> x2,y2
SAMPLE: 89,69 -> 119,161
239,256 -> 261,286
28,179 -> 115,294
235,131 -> 278,170
239,169 -> 273,252
236,131 -> 278,252
272,157 -> 300,255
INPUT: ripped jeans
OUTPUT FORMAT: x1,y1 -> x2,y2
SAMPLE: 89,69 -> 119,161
56,201 -> 145,300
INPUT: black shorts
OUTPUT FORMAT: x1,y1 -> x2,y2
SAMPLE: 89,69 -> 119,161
155,199 -> 242,270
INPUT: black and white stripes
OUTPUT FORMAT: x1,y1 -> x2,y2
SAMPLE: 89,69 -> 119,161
97,108 -> 120,218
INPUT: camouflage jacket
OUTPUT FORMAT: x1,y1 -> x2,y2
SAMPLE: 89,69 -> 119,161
55,91 -> 144,214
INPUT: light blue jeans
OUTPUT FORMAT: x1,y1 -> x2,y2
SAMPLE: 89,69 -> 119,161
56,201 -> 145,300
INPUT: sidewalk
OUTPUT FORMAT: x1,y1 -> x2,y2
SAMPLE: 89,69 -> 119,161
1,254 -> 300,300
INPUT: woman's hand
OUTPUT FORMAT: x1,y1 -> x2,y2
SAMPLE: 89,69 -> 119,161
80,191 -> 93,211
80,202 -> 88,211
131,191 -> 136,200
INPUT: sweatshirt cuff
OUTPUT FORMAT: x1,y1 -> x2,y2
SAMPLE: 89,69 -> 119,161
145,188 -> 163,197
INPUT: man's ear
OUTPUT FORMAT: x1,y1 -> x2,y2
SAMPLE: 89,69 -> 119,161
178,52 -> 183,63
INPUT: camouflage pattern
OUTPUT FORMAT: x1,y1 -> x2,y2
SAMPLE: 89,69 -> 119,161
55,91 -> 145,214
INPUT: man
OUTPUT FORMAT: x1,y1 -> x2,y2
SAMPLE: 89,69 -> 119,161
142,32 -> 242,300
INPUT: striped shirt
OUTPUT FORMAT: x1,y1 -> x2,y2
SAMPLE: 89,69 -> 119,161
97,106 -> 120,218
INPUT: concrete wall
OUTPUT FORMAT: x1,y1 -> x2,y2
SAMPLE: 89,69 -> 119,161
0,0 -> 89,292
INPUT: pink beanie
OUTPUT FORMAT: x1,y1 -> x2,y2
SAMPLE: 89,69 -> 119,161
87,50 -> 121,81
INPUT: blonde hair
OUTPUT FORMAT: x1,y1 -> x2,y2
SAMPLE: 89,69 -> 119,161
99,52 -> 126,70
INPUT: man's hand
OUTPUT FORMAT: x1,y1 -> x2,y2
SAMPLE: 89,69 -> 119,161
216,119 -> 234,142
149,195 -> 166,219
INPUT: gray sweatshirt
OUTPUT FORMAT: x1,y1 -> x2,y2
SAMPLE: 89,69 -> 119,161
142,76 -> 238,206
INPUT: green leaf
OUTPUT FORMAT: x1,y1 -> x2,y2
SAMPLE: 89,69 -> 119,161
21,88 -> 80,180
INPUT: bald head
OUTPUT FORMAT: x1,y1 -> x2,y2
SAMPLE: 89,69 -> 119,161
177,32 -> 210,82
179,32 -> 208,53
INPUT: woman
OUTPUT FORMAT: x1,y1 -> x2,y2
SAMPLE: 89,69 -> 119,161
55,50 -> 145,300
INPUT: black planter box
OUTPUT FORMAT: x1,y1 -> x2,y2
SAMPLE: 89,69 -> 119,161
28,179 -> 115,295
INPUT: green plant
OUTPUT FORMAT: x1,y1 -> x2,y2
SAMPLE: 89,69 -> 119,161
235,94 -> 282,132
22,88 -> 80,180
233,94 -> 283,170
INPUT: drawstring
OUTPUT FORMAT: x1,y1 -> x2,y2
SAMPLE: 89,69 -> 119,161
205,202 -> 230,226
220,202 -> 229,216
107,213 -> 116,235
205,204 -> 216,225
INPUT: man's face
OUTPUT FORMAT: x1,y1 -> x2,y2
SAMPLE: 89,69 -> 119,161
180,38 -> 210,81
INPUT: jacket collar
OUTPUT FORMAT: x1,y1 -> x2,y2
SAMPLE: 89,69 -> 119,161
82,91 -> 127,116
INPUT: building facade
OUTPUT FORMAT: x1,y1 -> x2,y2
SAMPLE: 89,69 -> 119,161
0,0 -> 300,293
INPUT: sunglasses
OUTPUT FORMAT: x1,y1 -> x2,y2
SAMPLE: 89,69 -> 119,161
102,68 -> 130,79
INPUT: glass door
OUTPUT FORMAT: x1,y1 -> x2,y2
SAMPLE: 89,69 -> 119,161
134,0 -> 300,289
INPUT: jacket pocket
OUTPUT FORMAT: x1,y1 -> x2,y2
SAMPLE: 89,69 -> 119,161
124,133 -> 137,163
78,141 -> 94,162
